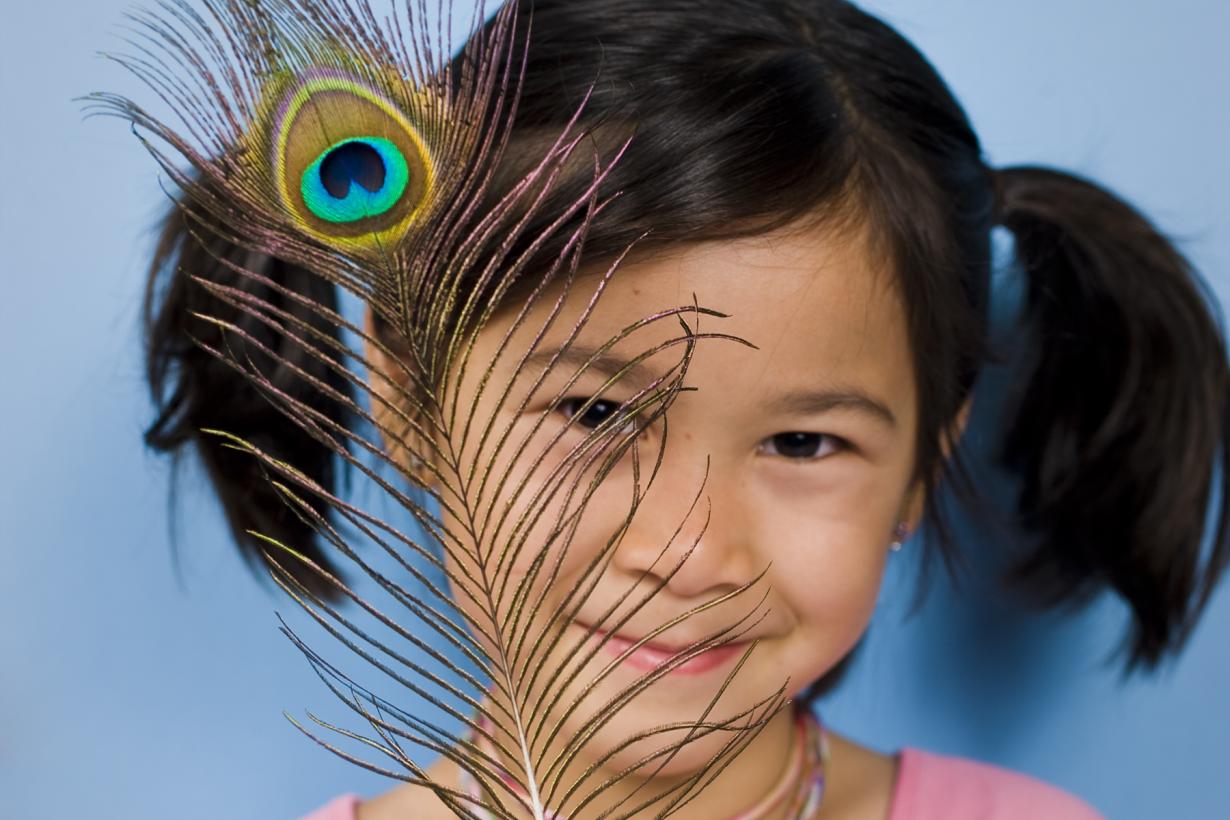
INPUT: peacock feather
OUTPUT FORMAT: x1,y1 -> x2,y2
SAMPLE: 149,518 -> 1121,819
84,0 -> 788,816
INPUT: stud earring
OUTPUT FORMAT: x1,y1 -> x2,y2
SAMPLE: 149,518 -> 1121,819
889,521 -> 910,552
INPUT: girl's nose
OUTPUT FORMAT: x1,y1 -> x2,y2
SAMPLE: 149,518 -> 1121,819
609,449 -> 759,601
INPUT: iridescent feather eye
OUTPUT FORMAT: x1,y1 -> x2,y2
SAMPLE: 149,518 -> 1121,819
270,69 -> 434,251
301,136 -> 408,223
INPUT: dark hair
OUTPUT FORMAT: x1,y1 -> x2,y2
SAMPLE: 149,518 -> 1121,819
143,0 -> 1230,698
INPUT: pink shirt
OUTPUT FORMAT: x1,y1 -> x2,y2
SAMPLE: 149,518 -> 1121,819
299,747 -> 1104,819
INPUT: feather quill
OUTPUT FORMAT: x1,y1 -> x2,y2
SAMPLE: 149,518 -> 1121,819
83,0 -> 789,816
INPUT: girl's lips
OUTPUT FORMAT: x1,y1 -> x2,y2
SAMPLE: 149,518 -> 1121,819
583,625 -> 748,675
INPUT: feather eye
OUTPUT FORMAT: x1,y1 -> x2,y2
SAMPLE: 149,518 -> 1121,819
267,70 -> 435,251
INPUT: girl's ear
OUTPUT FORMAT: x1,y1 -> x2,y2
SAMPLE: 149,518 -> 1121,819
363,306 -> 440,490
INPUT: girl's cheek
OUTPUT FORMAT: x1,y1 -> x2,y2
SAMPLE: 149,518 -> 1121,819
779,527 -> 890,634
505,419 -> 641,564
438,424 -> 628,619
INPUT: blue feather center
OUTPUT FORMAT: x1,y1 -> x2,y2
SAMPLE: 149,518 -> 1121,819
300,137 -> 409,223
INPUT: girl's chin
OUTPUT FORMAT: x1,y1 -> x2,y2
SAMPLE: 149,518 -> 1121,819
534,625 -> 785,752
562,711 -> 743,780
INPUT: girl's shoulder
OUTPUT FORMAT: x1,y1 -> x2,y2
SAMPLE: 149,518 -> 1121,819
297,754 -> 462,820
888,747 -> 1105,820
298,785 -> 455,820
298,793 -> 360,820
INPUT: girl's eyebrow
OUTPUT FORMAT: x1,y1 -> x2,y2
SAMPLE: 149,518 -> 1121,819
524,344 -> 664,392
765,387 -> 898,429
525,345 -> 898,429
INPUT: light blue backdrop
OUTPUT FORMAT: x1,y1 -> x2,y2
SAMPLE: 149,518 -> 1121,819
2,1 -> 1228,818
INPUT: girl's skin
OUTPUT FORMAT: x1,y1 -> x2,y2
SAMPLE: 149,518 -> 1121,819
359,214 -> 971,820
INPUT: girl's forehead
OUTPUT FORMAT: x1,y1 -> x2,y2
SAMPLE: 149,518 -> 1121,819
604,229 -> 893,335
606,228 -> 891,316
508,224 -> 914,407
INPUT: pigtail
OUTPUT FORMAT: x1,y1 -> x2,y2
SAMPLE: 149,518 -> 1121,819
993,165 -> 1230,670
143,201 -> 354,603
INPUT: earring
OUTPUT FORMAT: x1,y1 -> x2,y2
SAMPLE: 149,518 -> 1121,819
889,521 -> 910,552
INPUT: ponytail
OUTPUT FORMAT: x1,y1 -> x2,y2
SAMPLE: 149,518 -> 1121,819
143,203 -> 354,603
993,165 -> 1230,670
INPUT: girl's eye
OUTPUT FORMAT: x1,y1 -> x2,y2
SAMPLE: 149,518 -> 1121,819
556,397 -> 636,433
759,432 -> 845,461
554,399 -> 845,461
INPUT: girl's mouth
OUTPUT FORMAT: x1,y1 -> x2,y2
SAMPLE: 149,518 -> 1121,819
581,624 -> 749,676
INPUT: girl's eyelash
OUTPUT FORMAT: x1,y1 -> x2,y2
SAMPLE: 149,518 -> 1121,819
555,397 -> 638,433
757,431 -> 847,461
554,397 -> 847,461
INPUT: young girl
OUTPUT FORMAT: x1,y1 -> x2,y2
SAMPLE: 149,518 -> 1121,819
135,0 -> 1229,817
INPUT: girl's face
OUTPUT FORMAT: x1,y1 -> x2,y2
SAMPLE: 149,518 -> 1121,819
369,217 -> 962,785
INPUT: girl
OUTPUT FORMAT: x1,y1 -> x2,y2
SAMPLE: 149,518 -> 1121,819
135,0 -> 1229,817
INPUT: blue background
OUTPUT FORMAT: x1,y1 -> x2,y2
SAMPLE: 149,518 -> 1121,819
3,1 -> 1228,817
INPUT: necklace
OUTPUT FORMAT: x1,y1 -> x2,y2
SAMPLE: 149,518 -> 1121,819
456,704 -> 829,819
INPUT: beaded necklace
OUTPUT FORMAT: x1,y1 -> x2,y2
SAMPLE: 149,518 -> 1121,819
457,705 -> 829,819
